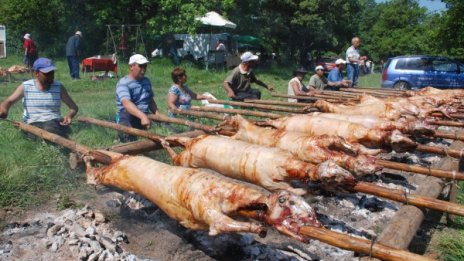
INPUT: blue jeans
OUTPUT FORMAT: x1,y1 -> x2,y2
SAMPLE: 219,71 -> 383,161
67,56 -> 80,79
346,63 -> 359,87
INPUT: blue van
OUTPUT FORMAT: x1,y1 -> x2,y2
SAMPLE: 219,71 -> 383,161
381,55 -> 464,90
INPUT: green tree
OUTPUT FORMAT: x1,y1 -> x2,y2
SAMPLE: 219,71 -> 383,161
360,0 -> 430,61
436,0 -> 464,58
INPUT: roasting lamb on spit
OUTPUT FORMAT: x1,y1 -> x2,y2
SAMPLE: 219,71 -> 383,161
310,112 -> 435,136
83,151 -> 321,242
162,135 -> 355,195
223,115 -> 381,176
312,95 -> 454,120
260,114 -> 417,152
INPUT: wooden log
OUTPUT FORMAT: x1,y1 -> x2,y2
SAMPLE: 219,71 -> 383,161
428,120 -> 464,128
244,99 -> 309,107
192,106 -> 283,119
416,144 -> 464,159
353,182 -> 464,216
148,113 -> 218,133
376,159 -> 464,180
208,99 -> 308,113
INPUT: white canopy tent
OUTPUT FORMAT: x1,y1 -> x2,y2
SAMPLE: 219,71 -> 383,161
196,11 -> 237,29
195,11 -> 236,70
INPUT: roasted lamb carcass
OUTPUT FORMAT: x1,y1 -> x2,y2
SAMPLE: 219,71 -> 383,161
224,115 -> 381,176
262,114 -> 417,152
83,151 -> 321,242
310,112 -> 435,136
312,97 -> 454,120
405,86 -> 464,98
163,135 -> 355,195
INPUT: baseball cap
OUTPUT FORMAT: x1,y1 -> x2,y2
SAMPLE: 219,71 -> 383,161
315,65 -> 325,71
129,54 -> 149,65
75,31 -> 82,36
24,33 -> 31,40
335,59 -> 346,65
33,58 -> 57,73
240,51 -> 259,63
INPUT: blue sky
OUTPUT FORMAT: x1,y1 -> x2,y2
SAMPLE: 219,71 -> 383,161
376,0 -> 447,12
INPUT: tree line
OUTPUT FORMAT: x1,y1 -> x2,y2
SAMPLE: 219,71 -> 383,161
0,0 -> 463,64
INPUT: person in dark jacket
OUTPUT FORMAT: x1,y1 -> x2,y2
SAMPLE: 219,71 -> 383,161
65,31 -> 82,79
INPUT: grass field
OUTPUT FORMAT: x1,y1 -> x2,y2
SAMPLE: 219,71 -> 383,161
0,55 -> 462,260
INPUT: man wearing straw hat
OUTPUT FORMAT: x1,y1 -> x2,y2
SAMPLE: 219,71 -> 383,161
288,67 -> 313,102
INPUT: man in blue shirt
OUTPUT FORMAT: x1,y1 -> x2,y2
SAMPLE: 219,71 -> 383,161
115,54 -> 160,141
327,59 -> 352,91
65,31 -> 82,79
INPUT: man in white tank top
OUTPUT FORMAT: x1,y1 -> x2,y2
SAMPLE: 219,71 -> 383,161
287,67 -> 312,102
0,58 -> 78,137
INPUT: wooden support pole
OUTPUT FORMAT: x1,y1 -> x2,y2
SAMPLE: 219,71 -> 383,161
191,106 -> 283,119
416,144 -> 464,159
434,130 -> 464,142
299,226 -> 435,261
173,108 -> 226,121
353,182 -> 464,216
376,159 -> 464,180
148,113 -> 217,133
428,120 -> 464,128
208,99 -> 308,113
9,120 -> 112,164
79,116 -> 164,141
271,92 -> 346,103
244,99 -> 310,107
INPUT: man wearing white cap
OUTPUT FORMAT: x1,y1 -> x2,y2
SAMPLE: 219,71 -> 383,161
23,33 -> 38,68
65,31 -> 82,79
327,59 -> 352,90
307,65 -> 329,91
115,54 -> 160,142
223,51 -> 274,101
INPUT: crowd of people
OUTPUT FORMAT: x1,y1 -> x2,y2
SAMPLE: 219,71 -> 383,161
1,33 -> 367,141
287,36 -> 367,99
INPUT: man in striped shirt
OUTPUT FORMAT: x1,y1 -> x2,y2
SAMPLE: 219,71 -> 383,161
0,58 -> 78,137
115,54 -> 160,141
